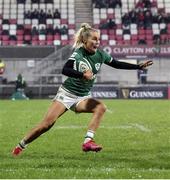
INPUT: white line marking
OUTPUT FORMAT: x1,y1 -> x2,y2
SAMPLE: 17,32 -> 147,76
54,124 -> 151,132
0,167 -> 166,174
130,123 -> 151,132
106,108 -> 113,114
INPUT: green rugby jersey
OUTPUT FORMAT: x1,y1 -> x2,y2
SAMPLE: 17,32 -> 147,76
62,47 -> 112,96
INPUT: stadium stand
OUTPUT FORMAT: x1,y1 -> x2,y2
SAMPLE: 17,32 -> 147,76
0,0 -> 75,46
1,0 -> 170,47
92,0 -> 170,46
0,0 -> 170,89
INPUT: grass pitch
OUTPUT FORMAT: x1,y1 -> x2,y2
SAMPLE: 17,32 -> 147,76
1,99 -> 170,179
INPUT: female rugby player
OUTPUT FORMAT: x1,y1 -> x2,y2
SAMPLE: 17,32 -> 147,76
12,23 -> 153,155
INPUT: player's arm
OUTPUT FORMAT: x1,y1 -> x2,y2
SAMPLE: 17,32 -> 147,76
105,58 -> 153,70
62,60 -> 93,80
62,60 -> 83,78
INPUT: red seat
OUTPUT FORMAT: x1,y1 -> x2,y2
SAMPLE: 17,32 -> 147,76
147,40 -> 153,45
167,28 -> 170,33
47,35 -> 54,41
100,40 -> 108,46
116,24 -> 122,29
54,34 -> 61,40
61,19 -> 68,24
117,40 -> 124,45
109,35 -> 116,40
17,40 -> 24,45
161,34 -> 167,39
146,34 -> 153,40
138,29 -> 145,35
101,29 -> 108,34
24,24 -> 32,29
107,13 -> 115,19
39,40 -> 46,45
138,34 -> 145,40
61,40 -> 69,45
108,29 -> 115,35
167,23 -> 170,30
68,24 -> 75,29
100,19 -> 107,24
24,35 -> 31,41
152,0 -> 157,7
9,40 -> 17,45
116,35 -> 123,40
9,19 -> 17,24
160,34 -> 168,42
2,40 -> 9,45
124,40 -> 131,45
2,35 -> 9,41
131,40 -> 138,45
145,29 -> 153,35
17,35 -> 23,41
32,35 -> 38,40
46,40 -> 53,45
131,35 -> 138,40
32,40 -> 39,45
17,29 -> 24,35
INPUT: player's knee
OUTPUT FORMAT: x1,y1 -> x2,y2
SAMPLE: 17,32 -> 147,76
96,103 -> 107,115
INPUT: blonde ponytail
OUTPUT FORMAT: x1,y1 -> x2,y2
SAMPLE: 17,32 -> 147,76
73,23 -> 98,49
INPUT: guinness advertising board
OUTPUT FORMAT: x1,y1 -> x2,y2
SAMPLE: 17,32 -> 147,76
121,86 -> 168,99
91,86 -> 118,99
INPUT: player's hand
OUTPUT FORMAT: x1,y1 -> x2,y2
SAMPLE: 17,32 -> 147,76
139,60 -> 153,69
83,70 -> 93,80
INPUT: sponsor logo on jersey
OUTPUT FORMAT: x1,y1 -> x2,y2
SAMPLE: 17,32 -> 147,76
79,61 -> 89,72
95,63 -> 101,71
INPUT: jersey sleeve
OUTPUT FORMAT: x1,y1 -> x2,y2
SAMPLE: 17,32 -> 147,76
62,60 -> 84,78
101,50 -> 113,64
68,51 -> 81,71
69,51 -> 90,73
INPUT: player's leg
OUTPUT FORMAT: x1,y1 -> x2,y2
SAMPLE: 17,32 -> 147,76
75,98 -> 107,152
12,101 -> 67,156
24,101 -> 67,144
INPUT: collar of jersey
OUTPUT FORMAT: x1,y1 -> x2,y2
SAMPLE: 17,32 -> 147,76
80,47 -> 96,56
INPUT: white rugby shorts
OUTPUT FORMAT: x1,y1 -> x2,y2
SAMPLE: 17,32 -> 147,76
53,85 -> 91,111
